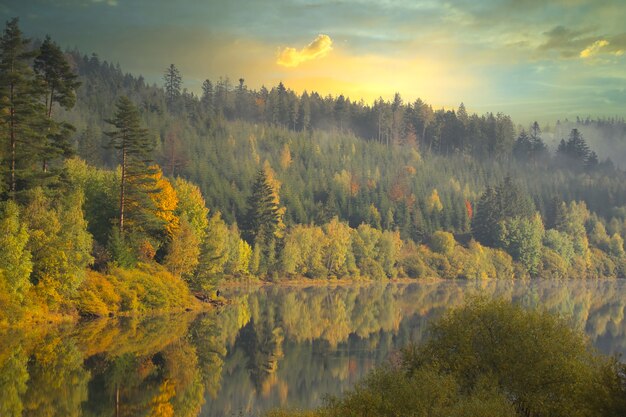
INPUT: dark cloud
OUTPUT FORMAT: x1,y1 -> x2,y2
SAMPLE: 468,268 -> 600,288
538,26 -> 599,58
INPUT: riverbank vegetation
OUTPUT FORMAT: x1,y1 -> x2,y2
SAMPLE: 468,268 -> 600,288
266,298 -> 626,417
1,19 -> 626,325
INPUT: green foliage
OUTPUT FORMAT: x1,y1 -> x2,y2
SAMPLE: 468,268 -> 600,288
0,200 -> 32,301
472,178 -> 534,247
173,177 -> 209,241
543,229 -> 575,265
323,218 -> 356,278
430,231 -> 456,255
608,233 -> 624,257
496,214 -> 544,275
223,225 -> 252,276
0,18 -> 47,195
281,224 -> 326,278
23,187 -> 93,299
406,298 -> 615,417
0,346 -> 29,417
164,217 -> 201,279
556,201 -> 590,258
271,299 -> 626,417
104,95 -> 158,236
192,212 -> 230,290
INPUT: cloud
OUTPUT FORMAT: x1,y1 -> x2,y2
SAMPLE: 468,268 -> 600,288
580,39 -> 609,58
538,26 -> 597,58
276,34 -> 333,67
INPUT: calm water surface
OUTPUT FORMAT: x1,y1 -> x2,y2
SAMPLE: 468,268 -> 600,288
2,280 -> 626,416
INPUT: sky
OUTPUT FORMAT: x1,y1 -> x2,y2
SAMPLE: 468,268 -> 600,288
2,0 -> 626,123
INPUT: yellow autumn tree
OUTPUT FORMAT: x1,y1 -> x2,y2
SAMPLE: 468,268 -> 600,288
148,167 -> 179,237
426,188 -> 443,213
279,143 -> 292,169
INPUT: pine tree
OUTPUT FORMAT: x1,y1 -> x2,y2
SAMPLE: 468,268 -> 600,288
104,96 -> 157,234
557,128 -> 590,165
34,35 -> 80,118
201,79 -> 213,112
33,35 -> 80,173
0,18 -> 47,196
472,178 -> 534,247
242,168 -> 286,275
163,64 -> 181,109
296,91 -> 310,132
243,168 -> 283,246
513,130 -> 532,160
472,186 -> 497,246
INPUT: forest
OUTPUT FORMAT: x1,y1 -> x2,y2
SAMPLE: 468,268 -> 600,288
1,19 -> 626,324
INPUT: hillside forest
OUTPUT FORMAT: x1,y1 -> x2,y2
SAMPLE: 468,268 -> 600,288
2,19 -> 626,324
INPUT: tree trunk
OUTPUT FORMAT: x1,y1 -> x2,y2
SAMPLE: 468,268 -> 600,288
119,147 -> 126,233
10,83 -> 16,195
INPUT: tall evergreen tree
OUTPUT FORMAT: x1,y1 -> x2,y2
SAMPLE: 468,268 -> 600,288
557,128 -> 590,165
243,168 -> 283,246
472,178 -> 535,247
0,18 -> 46,196
201,79 -> 213,111
513,130 -> 532,160
34,36 -> 80,119
104,96 -> 157,234
163,64 -> 181,109
33,35 -> 80,173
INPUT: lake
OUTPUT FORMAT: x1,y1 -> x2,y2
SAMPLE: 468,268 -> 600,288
1,279 -> 626,416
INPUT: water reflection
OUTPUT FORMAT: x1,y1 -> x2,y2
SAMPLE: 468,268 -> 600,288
1,280 -> 626,416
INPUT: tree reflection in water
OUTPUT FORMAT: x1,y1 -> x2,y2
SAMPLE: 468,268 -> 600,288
1,279 -> 626,417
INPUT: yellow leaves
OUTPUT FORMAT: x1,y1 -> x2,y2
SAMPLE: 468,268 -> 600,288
148,380 -> 175,417
138,240 -> 156,261
279,144 -> 292,169
150,168 -> 179,237
426,188 -> 443,213
173,177 -> 209,241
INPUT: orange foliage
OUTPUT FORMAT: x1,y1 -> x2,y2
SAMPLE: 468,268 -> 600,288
138,240 -> 156,261
465,200 -> 473,219
350,175 -> 360,197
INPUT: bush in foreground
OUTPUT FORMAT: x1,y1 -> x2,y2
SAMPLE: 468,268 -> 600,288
267,298 -> 626,417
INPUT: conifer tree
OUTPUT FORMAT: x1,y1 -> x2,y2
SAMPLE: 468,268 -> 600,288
163,64 -> 181,109
104,96 -> 157,234
33,35 -> 80,172
0,18 -> 46,196
243,168 -> 283,246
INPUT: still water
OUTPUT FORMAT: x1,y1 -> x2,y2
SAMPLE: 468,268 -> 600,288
1,279 -> 626,416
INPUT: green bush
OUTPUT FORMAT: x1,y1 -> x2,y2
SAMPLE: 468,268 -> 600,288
430,231 -> 456,255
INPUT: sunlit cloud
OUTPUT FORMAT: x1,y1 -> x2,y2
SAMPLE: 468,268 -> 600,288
580,39 -> 609,58
276,34 -> 333,67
